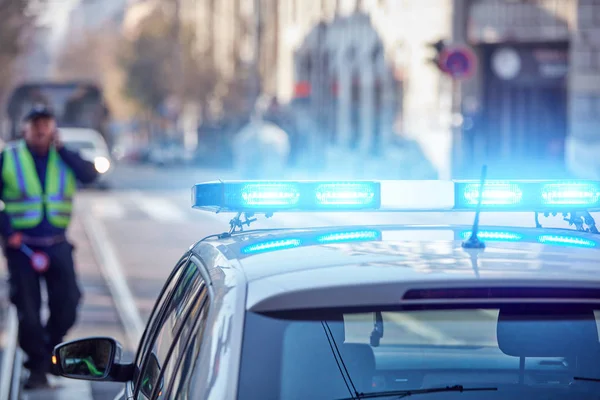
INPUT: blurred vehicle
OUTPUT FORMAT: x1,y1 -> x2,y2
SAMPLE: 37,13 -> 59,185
52,178 -> 600,399
148,140 -> 193,166
60,127 -> 113,189
5,81 -> 112,149
112,145 -> 151,164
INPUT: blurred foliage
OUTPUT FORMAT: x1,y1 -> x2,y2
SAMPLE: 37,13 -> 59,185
53,20 -> 138,120
118,3 -> 219,116
118,7 -> 172,111
0,0 -> 46,98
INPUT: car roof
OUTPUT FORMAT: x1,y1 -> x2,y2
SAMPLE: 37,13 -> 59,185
196,224 -> 600,311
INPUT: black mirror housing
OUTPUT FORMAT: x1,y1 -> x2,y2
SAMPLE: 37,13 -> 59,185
53,336 -> 134,382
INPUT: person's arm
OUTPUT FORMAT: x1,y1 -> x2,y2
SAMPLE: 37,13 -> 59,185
57,147 -> 99,184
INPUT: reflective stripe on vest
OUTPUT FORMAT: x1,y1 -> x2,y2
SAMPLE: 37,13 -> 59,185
1,141 -> 76,229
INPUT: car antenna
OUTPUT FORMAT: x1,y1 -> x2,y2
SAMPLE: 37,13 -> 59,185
462,165 -> 487,249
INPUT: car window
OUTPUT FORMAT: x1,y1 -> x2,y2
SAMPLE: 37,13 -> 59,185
160,260 -> 211,399
134,255 -> 190,369
136,261 -> 206,400
237,306 -> 600,399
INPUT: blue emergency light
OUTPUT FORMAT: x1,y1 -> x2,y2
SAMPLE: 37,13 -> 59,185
454,180 -> 600,210
192,181 -> 380,212
192,180 -> 600,212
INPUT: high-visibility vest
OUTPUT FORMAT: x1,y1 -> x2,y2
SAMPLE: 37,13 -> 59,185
1,141 -> 76,229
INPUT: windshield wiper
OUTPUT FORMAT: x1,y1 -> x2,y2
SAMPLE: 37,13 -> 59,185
336,385 -> 498,399
574,376 -> 600,383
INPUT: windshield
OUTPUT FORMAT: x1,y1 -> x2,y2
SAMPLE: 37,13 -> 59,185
238,305 -> 600,399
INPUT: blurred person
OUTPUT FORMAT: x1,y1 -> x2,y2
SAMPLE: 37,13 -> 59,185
0,105 -> 99,389
232,96 -> 291,179
264,97 -> 301,167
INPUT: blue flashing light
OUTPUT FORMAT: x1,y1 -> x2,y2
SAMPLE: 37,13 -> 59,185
459,182 -> 524,208
193,179 -> 600,213
317,230 -> 381,244
241,239 -> 302,254
537,235 -> 597,248
541,182 -> 600,207
460,230 -> 523,241
315,183 -> 377,206
192,181 -> 380,212
240,183 -> 300,207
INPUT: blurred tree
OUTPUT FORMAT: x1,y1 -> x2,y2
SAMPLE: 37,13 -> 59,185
118,3 -> 219,116
0,0 -> 47,99
53,22 -> 138,121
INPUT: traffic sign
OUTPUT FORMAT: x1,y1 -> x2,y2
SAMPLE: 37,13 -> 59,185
439,46 -> 477,80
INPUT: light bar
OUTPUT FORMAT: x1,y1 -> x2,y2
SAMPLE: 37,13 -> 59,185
192,180 -> 600,212
541,182 -> 600,206
192,181 -> 380,212
460,182 -> 523,207
454,180 -> 600,211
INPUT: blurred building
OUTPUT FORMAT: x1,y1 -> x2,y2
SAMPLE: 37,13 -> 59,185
124,0 -> 600,179
460,0 -> 577,179
279,0 -> 600,179
277,0 -> 453,175
68,0 -> 129,36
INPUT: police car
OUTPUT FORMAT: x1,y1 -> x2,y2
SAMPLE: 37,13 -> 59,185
52,176 -> 600,399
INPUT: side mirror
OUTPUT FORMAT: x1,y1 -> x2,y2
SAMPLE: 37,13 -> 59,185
53,337 -> 134,382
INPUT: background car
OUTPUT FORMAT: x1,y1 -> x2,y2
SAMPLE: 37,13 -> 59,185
148,140 -> 193,167
59,127 -> 113,189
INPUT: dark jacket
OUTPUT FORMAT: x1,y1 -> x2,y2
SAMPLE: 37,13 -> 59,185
0,143 -> 98,238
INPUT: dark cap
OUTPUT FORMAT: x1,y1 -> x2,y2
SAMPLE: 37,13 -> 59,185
23,104 -> 55,122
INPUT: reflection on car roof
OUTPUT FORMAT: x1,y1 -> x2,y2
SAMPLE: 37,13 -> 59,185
198,224 -> 600,284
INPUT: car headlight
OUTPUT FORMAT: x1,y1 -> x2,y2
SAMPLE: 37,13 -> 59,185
94,156 -> 111,173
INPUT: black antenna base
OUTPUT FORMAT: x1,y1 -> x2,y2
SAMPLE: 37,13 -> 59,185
462,164 -> 488,250
462,233 -> 486,249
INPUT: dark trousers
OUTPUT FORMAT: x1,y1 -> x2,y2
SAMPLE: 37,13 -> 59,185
4,241 -> 82,373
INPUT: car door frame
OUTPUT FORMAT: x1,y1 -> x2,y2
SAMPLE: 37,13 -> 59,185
147,256 -> 213,399
125,252 -> 192,398
157,255 -> 215,399
129,253 -> 216,399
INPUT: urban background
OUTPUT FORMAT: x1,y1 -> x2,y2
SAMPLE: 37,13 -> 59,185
1,0 -> 599,180
2,1 -> 600,398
